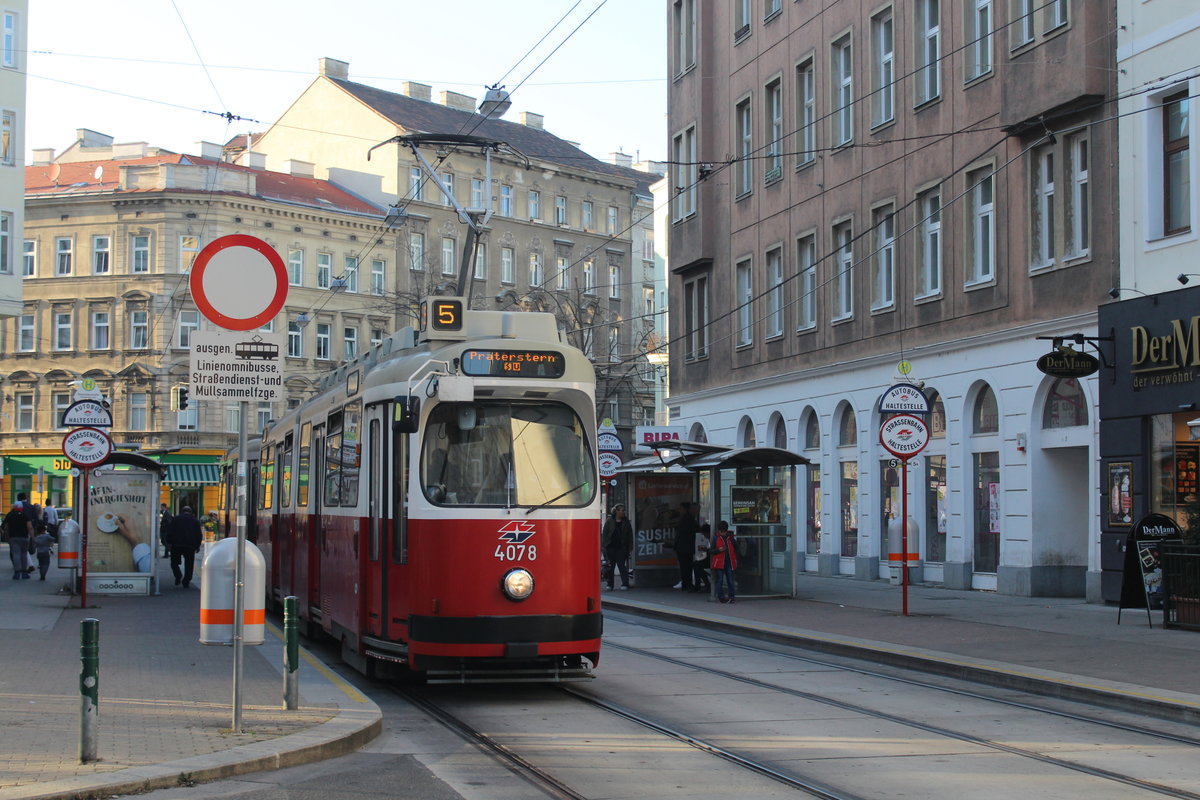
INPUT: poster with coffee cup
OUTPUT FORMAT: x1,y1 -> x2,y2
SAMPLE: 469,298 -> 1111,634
87,471 -> 155,573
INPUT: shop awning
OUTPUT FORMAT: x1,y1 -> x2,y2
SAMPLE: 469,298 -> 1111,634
163,463 -> 221,486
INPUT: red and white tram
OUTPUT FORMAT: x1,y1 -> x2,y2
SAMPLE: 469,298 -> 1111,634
239,300 -> 602,682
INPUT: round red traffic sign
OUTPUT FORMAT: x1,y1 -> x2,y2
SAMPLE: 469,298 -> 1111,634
189,234 -> 288,331
62,426 -> 113,468
879,414 -> 929,461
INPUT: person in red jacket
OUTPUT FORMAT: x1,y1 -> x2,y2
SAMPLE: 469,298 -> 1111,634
710,520 -> 737,603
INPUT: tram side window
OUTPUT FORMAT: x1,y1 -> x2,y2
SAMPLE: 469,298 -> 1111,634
325,411 -> 343,507
280,432 -> 293,508
341,401 -> 361,507
298,422 -> 311,508
260,444 -> 274,510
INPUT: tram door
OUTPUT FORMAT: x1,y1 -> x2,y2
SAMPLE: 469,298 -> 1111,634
366,405 -> 388,638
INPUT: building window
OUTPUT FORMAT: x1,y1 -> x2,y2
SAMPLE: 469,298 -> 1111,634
528,190 -> 541,220
966,0 -> 992,81
672,126 -> 698,221
409,232 -> 425,271
840,459 -> 859,558
15,393 -> 33,431
474,243 -> 487,280
871,205 -> 895,310
499,184 -> 513,216
1031,145 -> 1056,267
736,97 -> 753,195
609,264 -> 621,299
408,166 -> 424,201
967,169 -> 995,285
582,201 -> 594,229
53,392 -> 71,431
288,249 -> 303,285
2,11 -> 16,69
765,78 -> 783,179
470,178 -> 485,209
317,252 -> 332,288
441,237 -> 456,276
371,259 -> 385,295
1066,134 -> 1090,257
343,256 -> 359,293
607,206 -> 619,235
22,239 -> 35,276
872,10 -> 895,126
1045,0 -> 1067,32
1163,91 -> 1190,237
18,313 -> 33,351
735,0 -> 751,38
0,212 -> 10,274
53,312 -> 72,351
131,235 -> 150,274
673,0 -> 697,75
582,259 -> 595,293
797,234 -> 817,330
501,247 -> 514,283
916,0 -> 941,105
179,235 -> 199,272
128,392 -> 147,431
177,406 -> 198,431
315,323 -> 331,360
1,110 -> 14,165
56,237 -> 73,275
178,309 -> 199,348
256,402 -> 272,433
1012,0 -> 1035,48
90,310 -> 110,350
832,35 -> 853,146
555,195 -> 568,226
832,222 -> 853,320
529,252 -> 543,286
287,320 -> 303,357
736,258 -> 753,346
684,274 -> 709,360
91,236 -> 111,274
766,246 -> 783,337
796,58 -> 816,166
917,188 -> 942,297
555,256 -> 569,290
129,309 -> 148,349
370,328 -> 384,346
1043,377 -> 1087,428
344,327 -> 357,360
439,173 -> 454,206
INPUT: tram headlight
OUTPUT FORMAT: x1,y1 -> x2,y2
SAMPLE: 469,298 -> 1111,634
501,568 -> 535,601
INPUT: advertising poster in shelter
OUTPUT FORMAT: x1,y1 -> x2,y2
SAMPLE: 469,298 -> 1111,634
632,473 -> 694,567
731,486 -> 782,524
87,470 -> 156,574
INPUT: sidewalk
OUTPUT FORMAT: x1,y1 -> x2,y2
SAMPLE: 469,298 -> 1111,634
601,574 -> 1200,723
0,546 -> 381,800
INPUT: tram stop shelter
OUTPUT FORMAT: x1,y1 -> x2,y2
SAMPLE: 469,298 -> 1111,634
618,441 -> 810,597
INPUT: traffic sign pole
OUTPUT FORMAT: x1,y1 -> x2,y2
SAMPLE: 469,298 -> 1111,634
879,414 -> 930,617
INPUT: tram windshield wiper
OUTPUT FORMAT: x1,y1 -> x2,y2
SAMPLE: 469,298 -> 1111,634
523,481 -> 588,515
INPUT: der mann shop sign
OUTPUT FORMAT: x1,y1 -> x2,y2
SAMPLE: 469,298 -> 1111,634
1130,314 -> 1200,389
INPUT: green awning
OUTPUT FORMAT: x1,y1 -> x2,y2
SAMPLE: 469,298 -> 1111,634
164,463 -> 221,486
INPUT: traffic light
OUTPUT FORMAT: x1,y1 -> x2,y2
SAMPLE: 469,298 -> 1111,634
178,386 -> 190,411
169,385 -> 180,412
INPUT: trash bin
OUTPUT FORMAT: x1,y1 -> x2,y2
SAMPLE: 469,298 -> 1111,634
199,538 -> 265,645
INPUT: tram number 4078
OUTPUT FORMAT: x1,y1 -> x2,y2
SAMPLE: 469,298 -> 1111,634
495,544 -> 539,561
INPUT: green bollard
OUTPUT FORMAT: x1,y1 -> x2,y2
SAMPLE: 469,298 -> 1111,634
284,596 -> 298,710
80,618 -> 99,763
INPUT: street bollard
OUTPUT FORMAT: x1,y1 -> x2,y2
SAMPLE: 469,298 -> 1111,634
284,596 -> 299,710
79,618 -> 99,763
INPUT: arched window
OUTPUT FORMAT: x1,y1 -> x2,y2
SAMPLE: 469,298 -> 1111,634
926,389 -> 946,438
769,412 -> 787,448
838,405 -> 858,447
972,386 -> 998,434
804,411 -> 820,449
687,422 -> 707,443
739,416 -> 757,447
1042,378 -> 1088,428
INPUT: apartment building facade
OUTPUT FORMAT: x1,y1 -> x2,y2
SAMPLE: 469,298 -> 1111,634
667,0 -> 1117,598
0,0 -> 27,318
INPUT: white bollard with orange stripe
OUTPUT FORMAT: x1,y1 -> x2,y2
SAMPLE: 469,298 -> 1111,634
199,537 -> 266,645
57,522 -> 80,569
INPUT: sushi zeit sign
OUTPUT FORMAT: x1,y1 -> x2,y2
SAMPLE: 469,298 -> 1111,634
189,331 -> 285,402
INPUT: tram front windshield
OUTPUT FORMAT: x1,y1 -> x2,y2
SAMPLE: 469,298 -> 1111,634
421,401 -> 595,508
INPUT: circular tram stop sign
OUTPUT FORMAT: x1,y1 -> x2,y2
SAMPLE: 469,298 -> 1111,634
62,426 -> 114,468
879,414 -> 930,461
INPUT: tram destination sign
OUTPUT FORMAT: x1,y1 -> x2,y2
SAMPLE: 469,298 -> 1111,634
189,330 -> 285,402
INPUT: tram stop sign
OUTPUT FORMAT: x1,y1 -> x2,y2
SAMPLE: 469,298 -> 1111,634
189,234 -> 289,331
879,414 -> 930,461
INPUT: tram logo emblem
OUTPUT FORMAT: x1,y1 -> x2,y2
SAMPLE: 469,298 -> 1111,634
497,520 -> 537,544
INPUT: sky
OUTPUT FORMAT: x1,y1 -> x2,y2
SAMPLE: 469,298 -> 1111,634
23,0 -> 667,168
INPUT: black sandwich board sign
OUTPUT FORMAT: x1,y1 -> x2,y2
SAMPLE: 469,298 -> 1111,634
1117,513 -> 1182,627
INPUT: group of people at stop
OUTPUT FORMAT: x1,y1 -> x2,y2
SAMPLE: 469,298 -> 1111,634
602,501 -> 739,603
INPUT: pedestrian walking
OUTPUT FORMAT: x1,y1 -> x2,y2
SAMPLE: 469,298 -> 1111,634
692,522 -> 712,593
673,502 -> 698,591
42,503 -> 59,538
33,527 -> 54,580
168,506 -> 204,587
601,504 -> 634,590
158,503 -> 173,553
4,502 -> 33,579
711,520 -> 737,603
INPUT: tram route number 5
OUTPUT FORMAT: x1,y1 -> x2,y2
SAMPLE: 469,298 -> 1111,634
495,544 -> 538,562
